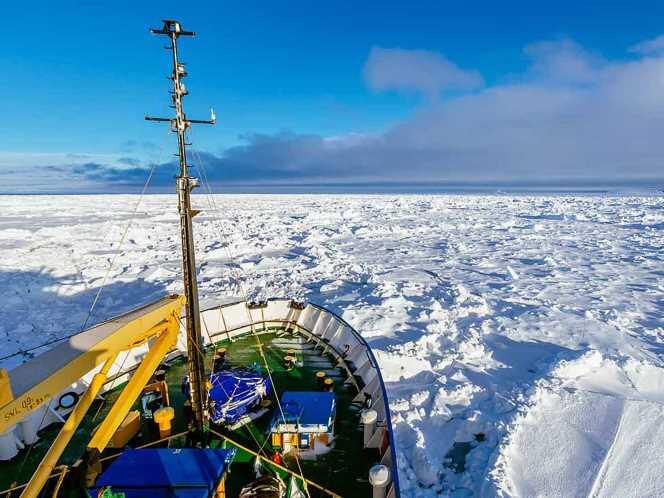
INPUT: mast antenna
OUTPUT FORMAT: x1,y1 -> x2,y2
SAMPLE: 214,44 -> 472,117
146,19 -> 214,436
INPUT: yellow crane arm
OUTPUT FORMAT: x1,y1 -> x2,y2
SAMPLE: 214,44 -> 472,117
0,294 -> 185,498
0,294 -> 185,435
20,353 -> 119,498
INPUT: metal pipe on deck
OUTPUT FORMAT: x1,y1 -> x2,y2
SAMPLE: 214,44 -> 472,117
369,464 -> 391,498
361,408 -> 378,446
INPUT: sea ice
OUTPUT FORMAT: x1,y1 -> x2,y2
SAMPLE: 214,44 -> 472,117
0,193 -> 662,496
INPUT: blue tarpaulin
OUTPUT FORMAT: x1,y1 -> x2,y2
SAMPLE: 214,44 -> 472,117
208,368 -> 271,425
274,391 -> 336,428
88,448 -> 236,498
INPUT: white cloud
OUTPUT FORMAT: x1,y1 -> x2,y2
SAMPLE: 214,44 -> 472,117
207,38 -> 663,184
524,38 -> 604,84
363,47 -> 484,99
294,39 -> 664,182
630,35 -> 664,55
0,151 -> 130,169
7,37 -> 664,190
0,151 -> 147,193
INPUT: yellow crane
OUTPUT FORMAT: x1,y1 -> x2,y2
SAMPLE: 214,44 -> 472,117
0,294 -> 185,498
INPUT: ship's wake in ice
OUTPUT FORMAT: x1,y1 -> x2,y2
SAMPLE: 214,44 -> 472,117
0,194 -> 662,497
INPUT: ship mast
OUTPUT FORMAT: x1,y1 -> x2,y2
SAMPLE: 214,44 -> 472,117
146,20 -> 214,435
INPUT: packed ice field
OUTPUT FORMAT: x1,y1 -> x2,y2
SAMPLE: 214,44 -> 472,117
0,193 -> 662,497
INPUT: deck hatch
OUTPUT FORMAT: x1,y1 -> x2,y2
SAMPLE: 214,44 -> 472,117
272,391 -> 336,432
89,448 -> 235,497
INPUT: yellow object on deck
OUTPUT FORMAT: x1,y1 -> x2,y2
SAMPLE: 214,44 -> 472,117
143,378 -> 170,407
316,371 -> 326,387
154,406 -> 175,438
215,474 -> 227,498
108,410 -> 141,448
87,317 -> 179,452
283,432 -> 299,451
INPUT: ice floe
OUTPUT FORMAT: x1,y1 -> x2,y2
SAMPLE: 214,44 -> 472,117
0,193 -> 662,496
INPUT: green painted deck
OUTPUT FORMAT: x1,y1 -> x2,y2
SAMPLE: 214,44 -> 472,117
0,327 -> 374,497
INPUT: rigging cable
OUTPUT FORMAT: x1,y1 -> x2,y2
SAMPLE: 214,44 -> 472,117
190,142 -> 311,497
178,315 -> 273,460
12,144 -> 163,477
0,129 -> 170,364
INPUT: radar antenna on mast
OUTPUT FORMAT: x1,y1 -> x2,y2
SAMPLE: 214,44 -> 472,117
145,19 -> 214,436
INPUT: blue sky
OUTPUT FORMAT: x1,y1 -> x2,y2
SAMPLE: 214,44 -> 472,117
3,1 -> 664,192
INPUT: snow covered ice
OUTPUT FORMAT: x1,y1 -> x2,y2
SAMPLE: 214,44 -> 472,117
0,193 -> 662,497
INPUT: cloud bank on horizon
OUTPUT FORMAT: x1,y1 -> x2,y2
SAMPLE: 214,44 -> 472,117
5,35 -> 664,192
